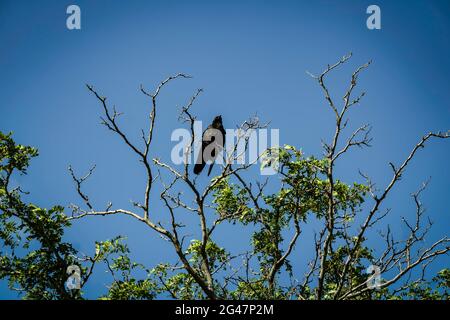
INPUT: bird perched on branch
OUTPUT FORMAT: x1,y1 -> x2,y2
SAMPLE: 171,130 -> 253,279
194,115 -> 226,176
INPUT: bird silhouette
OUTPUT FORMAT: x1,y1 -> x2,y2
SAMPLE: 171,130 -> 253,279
194,115 -> 226,176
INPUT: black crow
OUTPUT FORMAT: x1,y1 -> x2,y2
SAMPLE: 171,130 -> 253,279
193,115 -> 225,176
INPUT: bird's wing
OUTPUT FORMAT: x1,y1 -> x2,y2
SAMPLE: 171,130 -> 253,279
202,126 -> 217,142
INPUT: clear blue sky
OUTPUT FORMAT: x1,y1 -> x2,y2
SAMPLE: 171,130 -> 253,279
1,0 -> 449,299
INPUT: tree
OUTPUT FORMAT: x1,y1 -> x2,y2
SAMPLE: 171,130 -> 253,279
0,131 -> 75,299
1,54 -> 449,299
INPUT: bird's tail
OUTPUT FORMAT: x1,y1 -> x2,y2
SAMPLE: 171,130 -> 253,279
193,162 -> 205,175
207,163 -> 214,176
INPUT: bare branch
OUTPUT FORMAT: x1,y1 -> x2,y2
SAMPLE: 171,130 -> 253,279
68,165 -> 96,210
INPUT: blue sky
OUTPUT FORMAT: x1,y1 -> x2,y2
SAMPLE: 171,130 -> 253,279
0,0 -> 449,298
